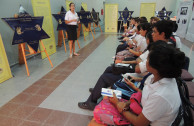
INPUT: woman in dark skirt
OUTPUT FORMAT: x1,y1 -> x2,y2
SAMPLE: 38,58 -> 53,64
65,2 -> 80,58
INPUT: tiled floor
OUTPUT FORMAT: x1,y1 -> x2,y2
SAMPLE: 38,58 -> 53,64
0,32 -> 194,126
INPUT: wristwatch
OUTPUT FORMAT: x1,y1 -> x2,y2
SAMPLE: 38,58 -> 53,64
121,108 -> 127,114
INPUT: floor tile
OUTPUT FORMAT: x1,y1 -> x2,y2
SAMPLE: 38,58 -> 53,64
10,105 -> 36,119
26,108 -> 53,123
9,93 -> 32,104
24,95 -> 47,106
44,110 -> 71,126
23,85 -> 41,95
20,120 -> 42,126
36,87 -> 56,96
0,102 -> 21,116
0,116 -> 23,126
64,113 -> 93,126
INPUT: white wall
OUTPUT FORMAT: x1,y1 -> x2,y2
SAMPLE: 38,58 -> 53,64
105,0 -> 178,17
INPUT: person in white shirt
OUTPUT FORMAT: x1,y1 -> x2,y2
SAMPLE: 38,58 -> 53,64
126,23 -> 151,57
88,43 -> 185,126
136,20 -> 174,74
172,21 -> 182,49
65,2 -> 80,58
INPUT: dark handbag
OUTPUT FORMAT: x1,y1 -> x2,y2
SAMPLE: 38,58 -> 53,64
123,57 -> 137,61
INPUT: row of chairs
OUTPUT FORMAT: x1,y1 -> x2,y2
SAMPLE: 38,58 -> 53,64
172,69 -> 194,126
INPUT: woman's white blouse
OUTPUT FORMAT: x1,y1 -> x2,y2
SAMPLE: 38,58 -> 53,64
65,10 -> 78,25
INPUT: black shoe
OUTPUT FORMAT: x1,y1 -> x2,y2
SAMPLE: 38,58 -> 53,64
78,102 -> 96,110
89,88 -> 93,93
119,40 -> 126,43
118,37 -> 124,40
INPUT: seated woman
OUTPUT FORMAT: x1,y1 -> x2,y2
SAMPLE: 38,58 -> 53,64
122,18 -> 140,41
118,17 -> 139,39
116,24 -> 141,54
115,23 -> 151,60
115,31 -> 153,64
88,43 -> 185,126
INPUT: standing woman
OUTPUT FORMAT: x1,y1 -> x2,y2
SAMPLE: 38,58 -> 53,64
65,2 -> 80,58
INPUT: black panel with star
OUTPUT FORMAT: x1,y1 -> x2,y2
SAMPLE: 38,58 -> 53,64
52,6 -> 67,31
91,8 -> 101,26
1,6 -> 50,52
118,7 -> 134,24
156,7 -> 172,20
77,6 -> 92,28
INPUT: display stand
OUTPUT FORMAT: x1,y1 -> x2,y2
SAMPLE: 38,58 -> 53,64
20,40 -> 53,76
92,22 -> 103,34
78,23 -> 95,41
19,44 -> 25,64
58,30 -> 80,50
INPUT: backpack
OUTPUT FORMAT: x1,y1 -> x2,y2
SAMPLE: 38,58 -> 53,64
93,92 -> 142,126
171,77 -> 194,126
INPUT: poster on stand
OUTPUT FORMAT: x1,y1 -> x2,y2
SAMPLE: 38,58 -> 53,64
31,0 -> 56,59
105,4 -> 118,32
1,5 -> 50,52
185,6 -> 194,42
52,6 -> 67,31
155,7 -> 172,20
176,1 -> 193,38
81,3 -> 89,37
0,34 -> 12,83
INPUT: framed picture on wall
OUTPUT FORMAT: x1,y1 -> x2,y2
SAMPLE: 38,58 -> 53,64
180,7 -> 188,15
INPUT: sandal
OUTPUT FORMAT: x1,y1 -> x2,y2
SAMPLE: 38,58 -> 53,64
73,53 -> 80,56
69,53 -> 73,58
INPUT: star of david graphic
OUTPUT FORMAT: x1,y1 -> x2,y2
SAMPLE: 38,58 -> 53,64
118,7 -> 134,24
91,8 -> 101,26
52,6 -> 67,31
77,6 -> 92,28
155,7 -> 172,20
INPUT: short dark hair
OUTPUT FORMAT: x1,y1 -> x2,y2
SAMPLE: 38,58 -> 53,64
172,21 -> 178,32
147,40 -> 167,51
69,2 -> 74,10
140,16 -> 147,22
152,20 -> 173,39
131,17 -> 139,23
139,23 -> 152,36
146,31 -> 154,44
148,42 -> 185,78
137,24 -> 141,31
